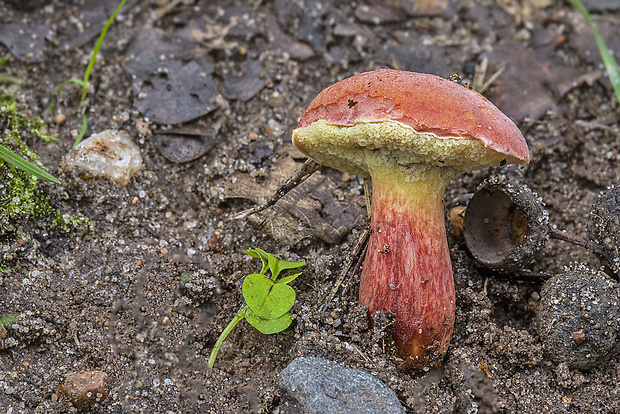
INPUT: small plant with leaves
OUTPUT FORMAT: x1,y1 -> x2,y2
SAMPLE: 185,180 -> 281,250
208,248 -> 305,368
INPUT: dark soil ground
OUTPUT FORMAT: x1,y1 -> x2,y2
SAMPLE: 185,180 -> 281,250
1,0 -> 619,412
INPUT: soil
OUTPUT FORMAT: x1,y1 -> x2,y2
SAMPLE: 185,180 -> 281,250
1,0 -> 619,413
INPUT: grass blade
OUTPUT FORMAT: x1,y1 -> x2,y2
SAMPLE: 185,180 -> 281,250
0,76 -> 23,84
73,113 -> 88,148
0,145 -> 60,183
47,78 -> 85,112
568,0 -> 620,103
82,0 -> 127,101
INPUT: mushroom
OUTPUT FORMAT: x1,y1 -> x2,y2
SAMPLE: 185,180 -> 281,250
292,69 -> 529,371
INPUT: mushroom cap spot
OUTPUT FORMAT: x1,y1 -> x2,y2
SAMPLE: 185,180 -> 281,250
292,69 -> 529,176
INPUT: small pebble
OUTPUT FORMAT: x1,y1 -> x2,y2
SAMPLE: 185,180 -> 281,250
52,113 -> 66,124
58,370 -> 110,409
62,130 -> 143,185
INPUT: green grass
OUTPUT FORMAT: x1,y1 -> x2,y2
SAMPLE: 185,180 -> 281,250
49,0 -> 127,147
0,94 -> 60,234
0,94 -> 59,183
0,75 -> 22,84
0,93 -> 91,238
0,71 -> 58,183
568,0 -> 620,104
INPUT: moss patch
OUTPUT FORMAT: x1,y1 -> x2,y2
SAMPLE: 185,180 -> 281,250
0,92 -> 90,236
0,94 -> 55,233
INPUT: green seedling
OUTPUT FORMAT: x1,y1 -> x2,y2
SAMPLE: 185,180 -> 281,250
208,248 -> 305,368
48,0 -> 126,147
568,0 -> 620,103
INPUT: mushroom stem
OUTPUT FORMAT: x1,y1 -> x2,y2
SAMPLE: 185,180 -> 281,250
359,163 -> 455,371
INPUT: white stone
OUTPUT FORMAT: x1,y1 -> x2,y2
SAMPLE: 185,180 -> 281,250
62,130 -> 143,185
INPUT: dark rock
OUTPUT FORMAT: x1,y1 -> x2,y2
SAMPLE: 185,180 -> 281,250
277,357 -> 404,414
534,267 -> 620,371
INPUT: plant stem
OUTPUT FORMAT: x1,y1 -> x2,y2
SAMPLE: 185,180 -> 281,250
208,305 -> 248,368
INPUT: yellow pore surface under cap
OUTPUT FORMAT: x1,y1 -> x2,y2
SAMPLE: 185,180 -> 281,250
292,119 -> 512,181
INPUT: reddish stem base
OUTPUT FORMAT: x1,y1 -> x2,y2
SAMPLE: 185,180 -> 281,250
359,169 -> 455,372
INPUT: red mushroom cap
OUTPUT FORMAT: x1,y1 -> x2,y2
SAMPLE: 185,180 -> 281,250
295,69 -> 529,164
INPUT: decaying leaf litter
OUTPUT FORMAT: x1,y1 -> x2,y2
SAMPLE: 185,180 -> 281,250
0,0 -> 619,412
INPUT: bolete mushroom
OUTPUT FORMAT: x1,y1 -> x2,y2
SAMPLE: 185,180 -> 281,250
292,69 -> 529,371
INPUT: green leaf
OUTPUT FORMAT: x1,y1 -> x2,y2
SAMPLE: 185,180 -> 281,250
276,272 -> 302,285
245,309 -> 292,334
242,273 -> 296,320
245,248 -> 270,275
267,254 -> 280,279
271,259 -> 305,281
0,145 -> 60,183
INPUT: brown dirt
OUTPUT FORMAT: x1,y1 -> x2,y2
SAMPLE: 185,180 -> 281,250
1,0 -> 619,412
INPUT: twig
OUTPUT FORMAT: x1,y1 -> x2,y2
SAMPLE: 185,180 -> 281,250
479,67 -> 504,95
549,227 -> 620,276
229,159 -> 320,220
472,57 -> 504,94
472,57 -> 488,92
319,224 -> 371,313
154,0 -> 183,21
340,237 -> 369,299
363,179 -> 372,218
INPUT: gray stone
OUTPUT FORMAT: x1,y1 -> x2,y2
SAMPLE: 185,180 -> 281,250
277,357 -> 404,414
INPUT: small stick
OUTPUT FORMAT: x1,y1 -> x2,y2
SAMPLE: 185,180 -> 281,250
230,159 -> 320,220
479,67 -> 504,95
340,237 -> 369,299
363,179 -> 372,218
491,269 -> 554,281
549,227 -> 620,276
472,57 -> 488,92
319,224 -> 371,314
320,178 -> 372,312
154,0 -> 183,20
